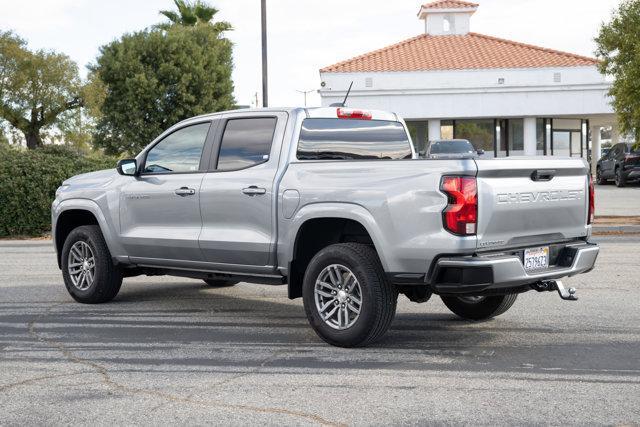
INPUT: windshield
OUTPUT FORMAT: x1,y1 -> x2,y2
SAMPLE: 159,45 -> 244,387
429,140 -> 475,154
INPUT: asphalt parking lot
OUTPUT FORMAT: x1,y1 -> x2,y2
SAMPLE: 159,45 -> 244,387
595,181 -> 640,217
1,236 -> 639,426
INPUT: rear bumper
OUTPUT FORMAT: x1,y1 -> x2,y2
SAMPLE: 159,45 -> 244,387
431,242 -> 599,294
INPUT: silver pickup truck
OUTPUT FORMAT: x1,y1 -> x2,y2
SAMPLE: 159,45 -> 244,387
52,107 -> 598,347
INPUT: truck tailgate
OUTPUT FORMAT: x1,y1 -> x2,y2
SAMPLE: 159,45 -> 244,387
474,158 -> 590,250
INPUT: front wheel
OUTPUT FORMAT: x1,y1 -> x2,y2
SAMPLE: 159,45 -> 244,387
61,225 -> 122,304
441,294 -> 517,321
302,243 -> 398,347
596,167 -> 608,185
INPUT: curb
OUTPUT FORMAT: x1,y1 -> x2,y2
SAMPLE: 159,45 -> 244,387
592,225 -> 640,234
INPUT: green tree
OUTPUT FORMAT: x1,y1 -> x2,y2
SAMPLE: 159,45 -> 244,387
596,0 -> 640,143
0,31 -> 83,149
0,122 -> 8,145
92,24 -> 235,154
158,0 -> 232,33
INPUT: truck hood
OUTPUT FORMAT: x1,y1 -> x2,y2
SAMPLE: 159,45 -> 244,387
63,168 -> 118,188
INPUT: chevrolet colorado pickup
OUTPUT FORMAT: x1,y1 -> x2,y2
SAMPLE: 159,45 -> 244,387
52,107 -> 599,347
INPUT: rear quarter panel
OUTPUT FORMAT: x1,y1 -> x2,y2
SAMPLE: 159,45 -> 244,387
278,159 -> 478,274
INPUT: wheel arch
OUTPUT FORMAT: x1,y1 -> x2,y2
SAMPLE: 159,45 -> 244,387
282,203 -> 388,299
53,199 -> 121,269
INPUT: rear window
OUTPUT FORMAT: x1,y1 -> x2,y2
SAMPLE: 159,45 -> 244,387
429,140 -> 475,154
297,118 -> 412,160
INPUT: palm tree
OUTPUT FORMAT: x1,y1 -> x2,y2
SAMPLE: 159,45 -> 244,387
157,0 -> 232,32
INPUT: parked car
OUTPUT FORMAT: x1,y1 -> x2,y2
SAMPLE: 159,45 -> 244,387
596,142 -> 640,187
425,139 -> 484,159
52,107 -> 598,347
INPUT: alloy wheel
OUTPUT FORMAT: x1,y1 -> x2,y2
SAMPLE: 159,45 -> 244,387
314,264 -> 362,330
67,241 -> 96,291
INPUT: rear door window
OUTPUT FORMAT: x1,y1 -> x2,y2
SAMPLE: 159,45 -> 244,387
216,117 -> 277,171
297,118 -> 412,160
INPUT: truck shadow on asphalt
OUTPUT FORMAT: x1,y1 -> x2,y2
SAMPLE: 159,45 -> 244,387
4,281 -> 639,379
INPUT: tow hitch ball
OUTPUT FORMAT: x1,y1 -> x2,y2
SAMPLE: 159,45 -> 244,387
531,280 -> 578,301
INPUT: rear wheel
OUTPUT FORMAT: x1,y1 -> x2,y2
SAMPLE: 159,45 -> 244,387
203,279 -> 238,287
441,294 -> 517,321
61,225 -> 122,304
615,167 -> 626,187
302,243 -> 398,347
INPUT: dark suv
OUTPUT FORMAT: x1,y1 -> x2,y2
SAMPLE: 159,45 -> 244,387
596,142 -> 640,187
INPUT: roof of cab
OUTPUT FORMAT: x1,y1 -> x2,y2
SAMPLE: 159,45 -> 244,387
182,106 -> 400,124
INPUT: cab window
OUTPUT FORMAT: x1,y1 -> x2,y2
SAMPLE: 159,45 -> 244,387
144,122 -> 210,174
216,117 -> 277,171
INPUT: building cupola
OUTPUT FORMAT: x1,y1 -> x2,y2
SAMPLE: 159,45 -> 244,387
418,0 -> 478,36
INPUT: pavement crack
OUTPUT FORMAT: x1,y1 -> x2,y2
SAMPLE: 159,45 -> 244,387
27,303 -> 344,427
0,371 -> 92,392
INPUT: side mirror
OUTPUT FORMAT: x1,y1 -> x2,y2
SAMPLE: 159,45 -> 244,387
117,159 -> 138,176
477,149 -> 485,155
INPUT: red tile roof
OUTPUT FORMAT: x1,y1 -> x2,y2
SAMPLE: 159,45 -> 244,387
421,0 -> 478,10
320,33 -> 599,73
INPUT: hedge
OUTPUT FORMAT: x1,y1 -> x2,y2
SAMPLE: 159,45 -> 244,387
0,145 -> 117,237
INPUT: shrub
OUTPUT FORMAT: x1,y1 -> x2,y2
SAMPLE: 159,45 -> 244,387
0,145 -> 117,237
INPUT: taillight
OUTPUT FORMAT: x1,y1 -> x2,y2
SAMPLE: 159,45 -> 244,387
588,175 -> 595,225
440,176 -> 477,236
337,108 -> 372,120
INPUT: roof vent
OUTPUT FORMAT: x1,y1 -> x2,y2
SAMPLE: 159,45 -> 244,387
365,77 -> 373,88
553,72 -> 561,83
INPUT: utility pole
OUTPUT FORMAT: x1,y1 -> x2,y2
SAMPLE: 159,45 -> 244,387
261,0 -> 268,107
296,89 -> 314,107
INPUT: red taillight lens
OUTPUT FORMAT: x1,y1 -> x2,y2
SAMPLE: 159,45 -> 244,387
337,108 -> 372,120
441,176 -> 477,236
588,175 -> 595,225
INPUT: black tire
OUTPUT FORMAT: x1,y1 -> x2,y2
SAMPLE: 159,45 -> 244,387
615,167 -> 626,187
302,243 -> 398,347
441,294 -> 517,321
61,225 -> 122,304
203,279 -> 238,287
596,167 -> 608,185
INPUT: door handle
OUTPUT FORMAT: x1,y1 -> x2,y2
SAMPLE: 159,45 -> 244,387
175,187 -> 196,196
242,186 -> 266,196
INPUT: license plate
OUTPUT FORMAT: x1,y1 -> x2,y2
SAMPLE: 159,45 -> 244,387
524,246 -> 549,271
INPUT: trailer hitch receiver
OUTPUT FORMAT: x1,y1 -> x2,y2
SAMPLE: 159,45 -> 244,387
531,280 -> 578,301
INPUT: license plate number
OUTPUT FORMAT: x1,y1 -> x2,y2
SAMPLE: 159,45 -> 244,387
524,246 -> 549,271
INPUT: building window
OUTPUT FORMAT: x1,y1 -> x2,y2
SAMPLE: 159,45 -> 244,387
406,121 -> 429,156
508,119 -> 524,155
443,16 -> 452,32
454,119 -> 494,157
536,118 -> 546,155
441,120 -> 454,139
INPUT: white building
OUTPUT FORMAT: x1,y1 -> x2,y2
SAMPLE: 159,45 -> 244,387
318,0 -> 616,171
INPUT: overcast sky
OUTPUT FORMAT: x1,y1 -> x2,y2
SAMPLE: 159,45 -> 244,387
0,0 -> 622,108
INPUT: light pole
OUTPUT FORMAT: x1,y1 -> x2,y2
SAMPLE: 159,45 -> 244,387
261,0 -> 268,108
296,89 -> 314,107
